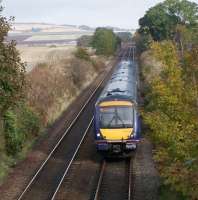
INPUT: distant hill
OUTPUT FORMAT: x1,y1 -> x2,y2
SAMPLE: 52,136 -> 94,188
8,22 -> 135,46
78,25 -> 95,31
10,23 -> 83,34
10,22 -> 135,34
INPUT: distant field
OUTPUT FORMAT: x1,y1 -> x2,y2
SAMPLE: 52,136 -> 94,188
24,32 -> 93,42
8,23 -> 94,46
11,24 -> 93,72
17,45 -> 76,72
11,23 -> 83,33
11,23 -> 112,72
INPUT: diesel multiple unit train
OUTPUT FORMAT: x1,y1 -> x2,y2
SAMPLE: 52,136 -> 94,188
94,58 -> 141,156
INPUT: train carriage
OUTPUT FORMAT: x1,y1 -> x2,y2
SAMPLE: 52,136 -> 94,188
94,59 -> 141,156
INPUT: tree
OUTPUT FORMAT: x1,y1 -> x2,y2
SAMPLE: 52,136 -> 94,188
139,3 -> 178,41
74,47 -> 90,61
0,6 -> 25,117
116,32 -> 132,43
91,28 -> 120,55
174,24 -> 192,56
133,32 -> 153,53
164,0 -> 198,25
143,41 -> 198,198
139,0 -> 198,41
183,45 -> 198,107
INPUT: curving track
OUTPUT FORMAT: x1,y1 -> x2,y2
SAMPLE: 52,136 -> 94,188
17,47 -> 133,200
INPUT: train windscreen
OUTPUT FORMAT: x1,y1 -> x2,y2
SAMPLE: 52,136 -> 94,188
99,106 -> 133,129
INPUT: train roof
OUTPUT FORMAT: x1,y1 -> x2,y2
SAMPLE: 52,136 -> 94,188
97,60 -> 138,105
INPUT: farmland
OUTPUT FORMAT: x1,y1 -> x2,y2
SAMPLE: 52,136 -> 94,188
8,22 -> 94,46
17,45 -> 76,72
8,23 -> 95,72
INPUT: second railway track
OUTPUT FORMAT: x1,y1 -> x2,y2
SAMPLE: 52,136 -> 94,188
93,158 -> 134,200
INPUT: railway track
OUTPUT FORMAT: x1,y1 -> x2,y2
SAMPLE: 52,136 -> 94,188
17,47 -> 131,200
93,158 -> 134,200
92,45 -> 136,200
50,46 -> 136,200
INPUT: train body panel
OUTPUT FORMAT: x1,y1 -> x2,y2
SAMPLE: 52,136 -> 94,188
94,59 -> 141,156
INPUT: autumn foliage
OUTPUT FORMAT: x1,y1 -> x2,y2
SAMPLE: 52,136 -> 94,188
143,41 -> 198,199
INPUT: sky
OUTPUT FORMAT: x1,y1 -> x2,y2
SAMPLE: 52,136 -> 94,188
2,0 -> 198,29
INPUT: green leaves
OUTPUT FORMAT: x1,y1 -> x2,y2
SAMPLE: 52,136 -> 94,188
0,16 -> 25,116
91,28 -> 120,56
3,110 -> 22,156
138,0 -> 198,41
138,1 -> 198,198
74,47 -> 91,61
3,104 -> 41,157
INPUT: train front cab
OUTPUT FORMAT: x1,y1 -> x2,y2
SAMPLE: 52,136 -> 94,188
94,100 -> 141,156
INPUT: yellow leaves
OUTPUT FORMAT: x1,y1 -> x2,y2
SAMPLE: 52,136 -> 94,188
143,41 -> 198,198
150,41 -> 179,68
185,46 -> 198,71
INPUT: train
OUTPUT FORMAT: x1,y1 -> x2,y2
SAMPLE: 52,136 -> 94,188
94,58 -> 141,156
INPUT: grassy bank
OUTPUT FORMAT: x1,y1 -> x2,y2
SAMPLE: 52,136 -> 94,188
0,48 -> 108,184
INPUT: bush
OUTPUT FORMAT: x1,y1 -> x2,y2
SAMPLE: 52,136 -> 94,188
74,47 -> 90,61
27,60 -> 78,124
69,58 -> 97,89
133,32 -> 153,53
3,111 -> 22,156
91,57 -> 106,72
26,53 -> 102,125
3,104 -> 41,157
17,104 -> 41,138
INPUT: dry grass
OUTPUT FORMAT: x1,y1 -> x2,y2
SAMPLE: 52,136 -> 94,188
20,45 -> 106,124
17,45 -> 76,72
0,46 -> 107,184
25,33 -> 93,42
26,55 -> 103,125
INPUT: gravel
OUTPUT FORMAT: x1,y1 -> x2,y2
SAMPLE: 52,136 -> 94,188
133,138 -> 160,200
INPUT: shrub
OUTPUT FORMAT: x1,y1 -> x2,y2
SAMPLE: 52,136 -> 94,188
68,58 -> 96,89
27,63 -> 67,124
3,103 -> 41,157
17,104 -> 41,138
135,33 -> 153,53
74,47 -> 90,61
3,111 -> 22,156
91,57 -> 106,72
26,54 -> 101,125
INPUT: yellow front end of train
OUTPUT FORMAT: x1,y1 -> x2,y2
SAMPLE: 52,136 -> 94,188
95,100 -> 139,155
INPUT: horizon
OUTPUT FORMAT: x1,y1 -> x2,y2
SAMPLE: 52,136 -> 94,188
11,21 -> 135,30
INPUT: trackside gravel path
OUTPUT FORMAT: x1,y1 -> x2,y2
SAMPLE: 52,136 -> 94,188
133,138 -> 160,200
